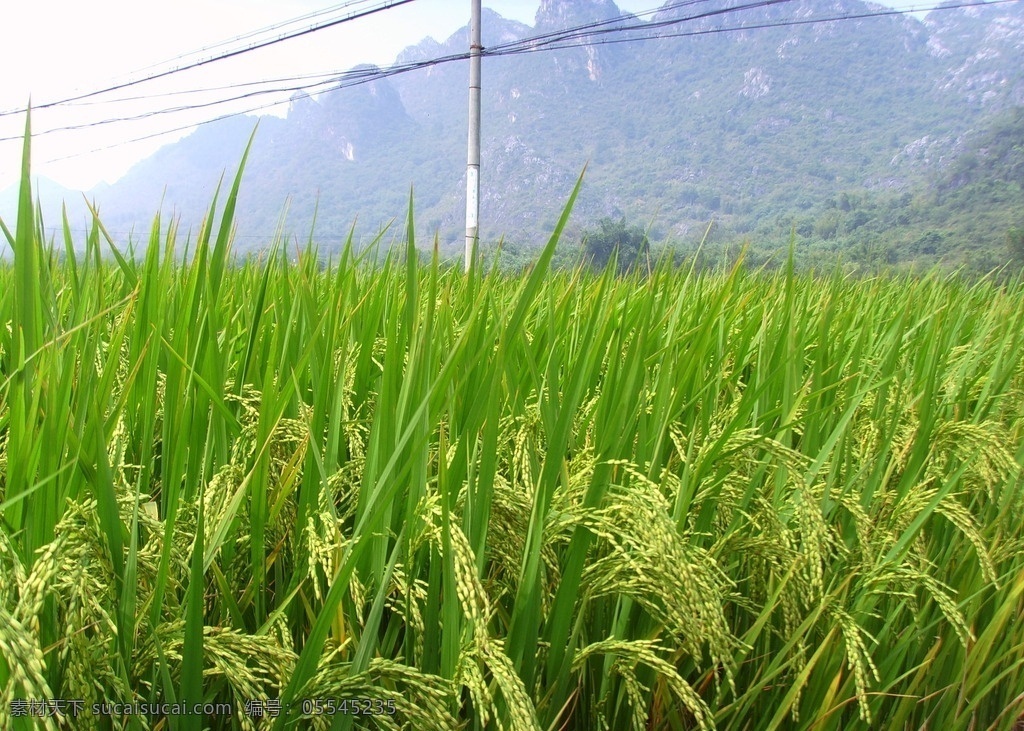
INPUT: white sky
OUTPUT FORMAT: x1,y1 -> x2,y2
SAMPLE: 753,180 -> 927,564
0,0 -> 925,191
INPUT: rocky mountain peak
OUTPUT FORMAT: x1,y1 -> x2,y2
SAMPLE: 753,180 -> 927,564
535,0 -> 623,31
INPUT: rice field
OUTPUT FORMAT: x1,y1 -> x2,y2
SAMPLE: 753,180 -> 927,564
2,127 -> 1024,730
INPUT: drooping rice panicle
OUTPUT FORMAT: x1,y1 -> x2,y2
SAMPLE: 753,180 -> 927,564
2,122 -> 1023,731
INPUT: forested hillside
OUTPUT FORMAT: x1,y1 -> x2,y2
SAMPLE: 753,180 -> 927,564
2,0 -> 1022,270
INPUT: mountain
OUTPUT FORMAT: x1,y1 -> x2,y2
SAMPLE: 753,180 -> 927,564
0,176 -> 97,234
0,176 -> 104,259
742,103 -> 1024,273
12,0 -> 1024,266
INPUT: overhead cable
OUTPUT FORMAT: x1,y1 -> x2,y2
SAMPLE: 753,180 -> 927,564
29,0 -> 1023,162
0,0 -> 418,118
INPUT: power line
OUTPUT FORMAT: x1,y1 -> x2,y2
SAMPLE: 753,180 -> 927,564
49,0 -> 715,114
1,0 -> 778,144
486,0 -> 1022,56
475,0 -> 713,51
4,0 -> 717,121
1,65 -> 403,142
124,0 -> 385,78
61,70 -> 348,109
489,0 -> 793,52
0,0 -> 419,119
24,0 -> 1023,163
36,52 -> 473,162
29,53 -> 471,156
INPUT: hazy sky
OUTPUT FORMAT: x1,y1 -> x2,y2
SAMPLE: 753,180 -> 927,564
1,0 -> 928,191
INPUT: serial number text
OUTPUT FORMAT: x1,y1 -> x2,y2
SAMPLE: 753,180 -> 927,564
300,698 -> 396,716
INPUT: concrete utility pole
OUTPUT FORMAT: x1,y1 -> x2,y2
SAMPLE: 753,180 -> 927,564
465,0 -> 482,272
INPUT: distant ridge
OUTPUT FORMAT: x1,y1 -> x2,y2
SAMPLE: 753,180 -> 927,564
11,0 -> 1023,266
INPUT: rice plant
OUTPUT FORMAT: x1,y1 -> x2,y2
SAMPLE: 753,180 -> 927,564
1,119 -> 1023,730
